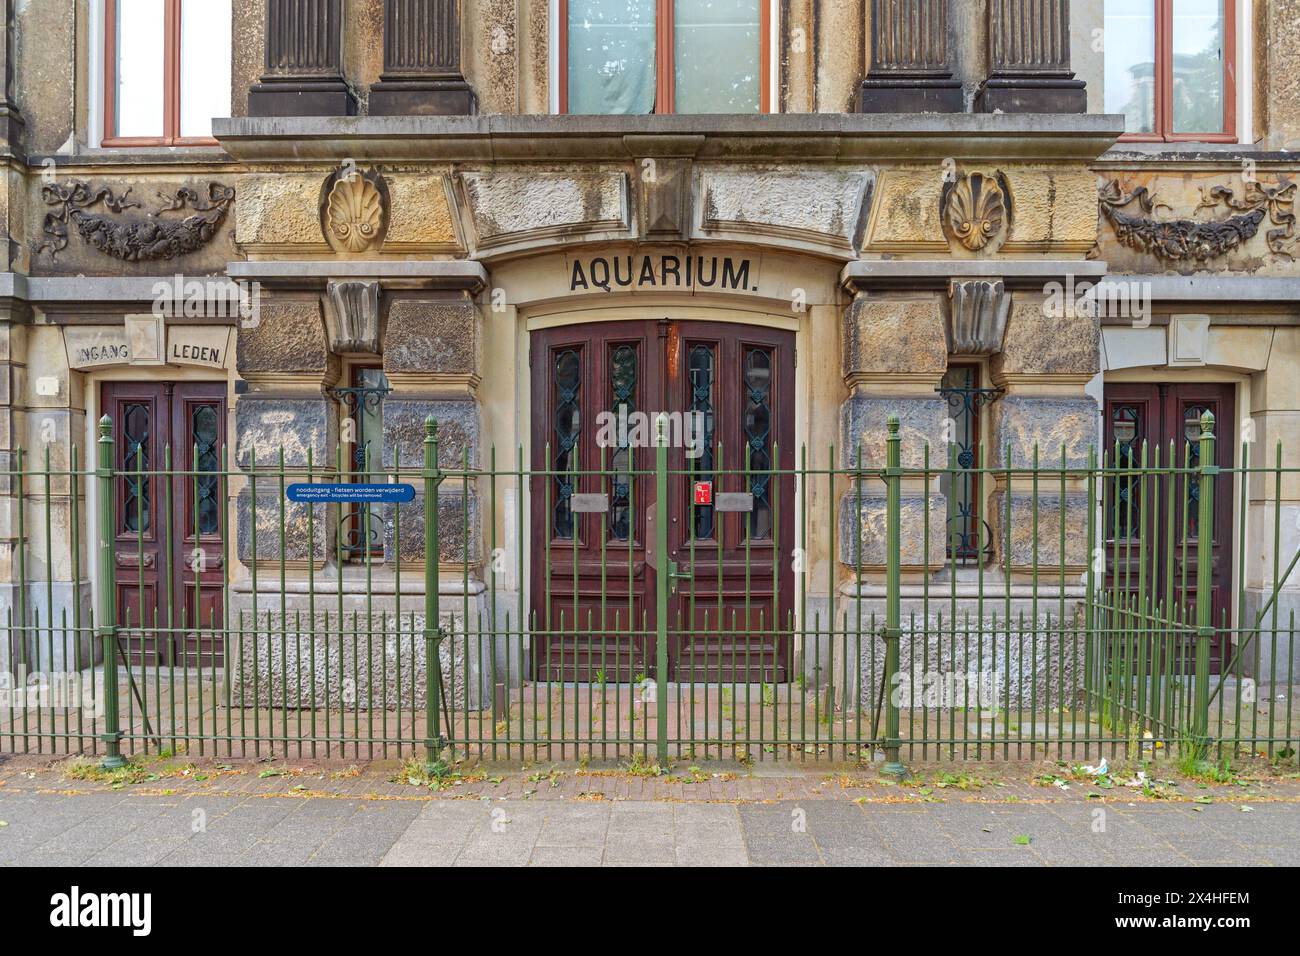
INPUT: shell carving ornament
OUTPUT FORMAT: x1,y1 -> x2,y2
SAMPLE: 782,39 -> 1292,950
321,167 -> 389,254
941,171 -> 1011,253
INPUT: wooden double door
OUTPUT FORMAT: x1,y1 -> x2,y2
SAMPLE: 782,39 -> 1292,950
102,382 -> 226,665
530,320 -> 795,682
1102,382 -> 1234,670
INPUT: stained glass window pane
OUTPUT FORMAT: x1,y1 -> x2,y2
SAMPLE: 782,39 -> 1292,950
608,344 -> 637,541
554,349 -> 582,539
688,344 -> 715,540
743,347 -> 772,539
122,402 -> 151,534
191,403 -> 220,535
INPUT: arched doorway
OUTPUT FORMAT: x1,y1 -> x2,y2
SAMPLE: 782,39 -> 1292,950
529,318 -> 796,682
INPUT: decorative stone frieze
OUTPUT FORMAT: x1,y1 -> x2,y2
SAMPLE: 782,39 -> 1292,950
36,182 -> 234,262
946,279 -> 1010,355
1097,178 -> 1298,262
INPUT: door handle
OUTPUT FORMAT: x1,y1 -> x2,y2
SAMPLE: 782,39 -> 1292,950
667,559 -> 692,596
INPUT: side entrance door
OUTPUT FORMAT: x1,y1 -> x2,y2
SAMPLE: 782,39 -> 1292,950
1103,382 -> 1234,671
102,382 -> 226,665
530,320 -> 795,682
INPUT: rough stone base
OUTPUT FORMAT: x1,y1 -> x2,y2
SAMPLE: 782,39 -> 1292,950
1240,588 -> 1300,686
839,589 -> 1088,711
0,581 -> 97,677
228,585 -> 492,710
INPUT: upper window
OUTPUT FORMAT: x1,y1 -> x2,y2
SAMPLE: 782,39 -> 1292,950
1104,0 -> 1236,141
560,0 -> 771,114
104,0 -> 232,145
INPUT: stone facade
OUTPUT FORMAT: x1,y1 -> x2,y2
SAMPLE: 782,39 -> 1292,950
0,0 -> 1296,726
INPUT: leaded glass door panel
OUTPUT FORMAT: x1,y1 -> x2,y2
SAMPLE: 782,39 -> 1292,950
529,320 -> 794,682
102,381 -> 226,666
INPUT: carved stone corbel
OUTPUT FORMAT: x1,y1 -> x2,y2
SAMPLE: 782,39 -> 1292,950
324,280 -> 382,354
946,279 -> 1010,355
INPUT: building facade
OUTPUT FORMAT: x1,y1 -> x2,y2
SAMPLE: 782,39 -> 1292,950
0,0 -> 1297,717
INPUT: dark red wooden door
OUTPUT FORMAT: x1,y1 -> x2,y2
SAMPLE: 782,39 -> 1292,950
102,381 -> 226,665
530,320 -> 794,682
1103,382 -> 1234,670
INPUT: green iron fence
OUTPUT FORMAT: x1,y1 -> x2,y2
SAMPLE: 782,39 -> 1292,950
0,411 -> 1297,770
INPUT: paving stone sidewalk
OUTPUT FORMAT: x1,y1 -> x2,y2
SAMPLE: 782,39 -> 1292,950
1,774 -> 1297,866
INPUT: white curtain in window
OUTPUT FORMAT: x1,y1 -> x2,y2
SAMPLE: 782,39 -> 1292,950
567,0 -> 656,115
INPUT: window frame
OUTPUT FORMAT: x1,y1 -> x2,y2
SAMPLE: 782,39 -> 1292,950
103,0 -> 221,147
557,0 -> 773,115
1115,0 -> 1238,143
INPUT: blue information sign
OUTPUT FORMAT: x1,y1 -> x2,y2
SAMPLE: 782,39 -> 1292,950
286,483 -> 416,504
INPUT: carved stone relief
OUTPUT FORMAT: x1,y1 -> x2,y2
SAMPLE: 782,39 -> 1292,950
1096,178 -> 1297,262
320,166 -> 389,254
37,182 -> 234,261
940,171 -> 1011,253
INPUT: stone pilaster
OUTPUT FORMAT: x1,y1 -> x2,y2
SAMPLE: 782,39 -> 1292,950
0,0 -> 24,152
381,295 -> 481,570
838,294 -> 948,572
977,0 -> 1087,113
370,0 -> 475,115
234,294 -> 337,570
988,295 -> 1100,578
857,0 -> 962,113
248,0 -> 357,117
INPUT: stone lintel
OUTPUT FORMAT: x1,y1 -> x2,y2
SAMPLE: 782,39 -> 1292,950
840,259 -> 1107,294
226,260 -> 487,294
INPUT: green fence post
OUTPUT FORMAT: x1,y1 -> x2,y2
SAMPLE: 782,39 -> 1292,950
654,413 -> 669,765
96,415 -> 125,769
882,415 -> 905,778
423,416 -> 445,771
1193,410 -> 1216,758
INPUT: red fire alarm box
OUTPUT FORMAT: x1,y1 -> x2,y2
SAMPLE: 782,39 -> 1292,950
693,481 -> 713,506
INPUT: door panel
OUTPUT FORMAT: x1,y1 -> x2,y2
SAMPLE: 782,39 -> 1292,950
1102,382 -> 1233,670
664,322 -> 794,682
529,320 -> 794,682
102,381 -> 226,666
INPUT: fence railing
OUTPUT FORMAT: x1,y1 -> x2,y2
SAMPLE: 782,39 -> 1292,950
1,412 -> 1297,770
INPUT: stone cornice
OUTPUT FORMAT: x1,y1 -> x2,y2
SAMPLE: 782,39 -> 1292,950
226,259 -> 487,292
840,258 -> 1109,292
212,114 -> 1125,164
